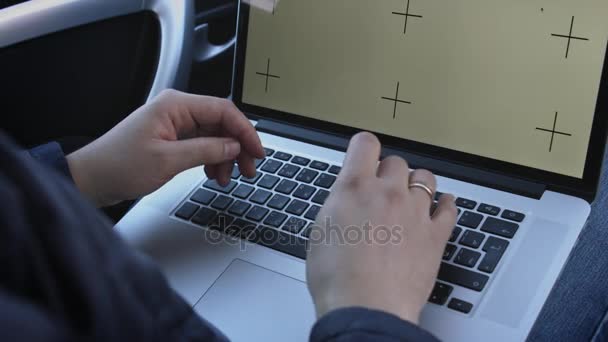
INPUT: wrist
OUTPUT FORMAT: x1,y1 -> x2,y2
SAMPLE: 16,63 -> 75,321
66,150 -> 112,207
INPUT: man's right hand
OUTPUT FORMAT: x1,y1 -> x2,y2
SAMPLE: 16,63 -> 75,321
306,132 -> 458,324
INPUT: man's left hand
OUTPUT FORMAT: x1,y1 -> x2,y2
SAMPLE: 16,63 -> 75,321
66,90 -> 264,207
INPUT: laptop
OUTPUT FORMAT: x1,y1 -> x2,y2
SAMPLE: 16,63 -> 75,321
116,1 -> 608,341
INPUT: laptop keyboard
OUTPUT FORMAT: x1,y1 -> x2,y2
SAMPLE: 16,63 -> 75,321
173,147 -> 526,316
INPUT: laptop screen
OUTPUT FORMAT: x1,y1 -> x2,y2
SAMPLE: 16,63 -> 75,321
240,1 -> 608,179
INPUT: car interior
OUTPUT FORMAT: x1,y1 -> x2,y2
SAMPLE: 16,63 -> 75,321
2,2 -> 608,341
0,0 -> 238,221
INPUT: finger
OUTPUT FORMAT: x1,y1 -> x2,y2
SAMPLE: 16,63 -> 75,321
160,91 -> 265,159
377,156 -> 409,185
237,152 -> 257,178
340,132 -> 381,180
408,169 -> 437,211
165,137 -> 241,173
215,161 -> 233,186
432,193 -> 458,240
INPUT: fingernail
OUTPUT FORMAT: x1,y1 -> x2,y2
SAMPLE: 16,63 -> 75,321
224,141 -> 241,159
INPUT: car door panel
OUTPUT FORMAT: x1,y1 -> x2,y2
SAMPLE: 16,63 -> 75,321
0,0 -> 193,147
1,12 -> 159,147
189,0 -> 237,98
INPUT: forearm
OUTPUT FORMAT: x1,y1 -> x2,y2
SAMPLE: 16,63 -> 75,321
65,147 -> 110,207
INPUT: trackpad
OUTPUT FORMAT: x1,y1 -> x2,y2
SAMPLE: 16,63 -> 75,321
194,259 -> 316,342
480,217 -> 567,327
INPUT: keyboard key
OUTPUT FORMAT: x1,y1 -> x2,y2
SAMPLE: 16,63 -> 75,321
232,184 -> 254,199
286,199 -> 309,216
191,207 -> 217,226
302,223 -> 315,238
261,159 -> 283,174
175,202 -> 199,220
293,184 -> 316,200
258,174 -> 280,189
502,210 -> 525,222
191,189 -> 216,205
314,173 -> 337,189
328,165 -> 341,175
228,200 -> 251,216
455,198 -> 477,209
305,205 -> 322,221
274,151 -> 292,161
312,189 -> 330,205
268,194 -> 290,210
255,158 -> 265,168
482,236 -> 509,253
449,226 -> 463,242
211,195 -> 233,211
481,217 -> 519,238
478,236 -> 509,273
250,226 -> 308,259
231,164 -> 241,179
448,298 -> 473,314
438,262 -> 489,292
263,211 -> 288,228
241,172 -> 262,184
434,191 -> 444,201
225,219 -> 257,239
282,217 -> 308,234
296,168 -> 319,184
459,230 -> 486,249
458,211 -> 484,229
443,244 -> 457,261
454,248 -> 481,268
246,206 -> 269,222
264,147 -> 275,156
292,156 -> 310,166
276,179 -> 298,194
429,282 -> 453,305
250,189 -> 272,204
204,179 -> 237,194
278,164 -> 301,178
478,203 -> 501,216
209,213 -> 235,231
310,161 -> 329,171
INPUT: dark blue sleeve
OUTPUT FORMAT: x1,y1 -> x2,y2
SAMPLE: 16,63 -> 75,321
311,307 -> 440,342
594,317 -> 608,342
27,141 -> 73,180
0,133 -> 228,342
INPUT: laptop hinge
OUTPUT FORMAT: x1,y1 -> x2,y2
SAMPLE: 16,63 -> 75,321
256,119 -> 547,200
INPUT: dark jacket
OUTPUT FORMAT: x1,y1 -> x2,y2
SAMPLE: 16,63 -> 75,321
0,132 -> 438,341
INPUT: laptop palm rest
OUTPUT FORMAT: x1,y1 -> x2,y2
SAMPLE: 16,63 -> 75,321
194,259 -> 316,342
479,218 -> 567,328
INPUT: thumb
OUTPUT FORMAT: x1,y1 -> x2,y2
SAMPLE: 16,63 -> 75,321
165,137 -> 241,172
